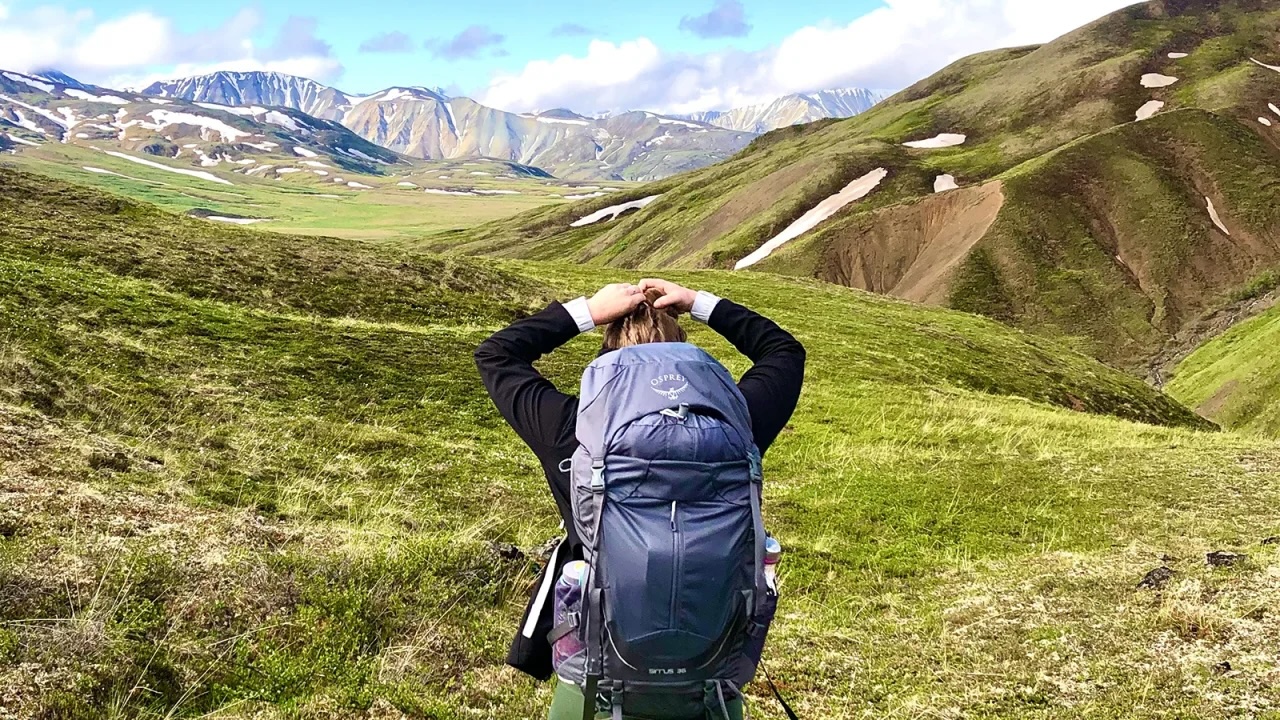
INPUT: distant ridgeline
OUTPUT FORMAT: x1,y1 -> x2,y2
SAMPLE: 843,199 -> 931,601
138,73 -> 882,182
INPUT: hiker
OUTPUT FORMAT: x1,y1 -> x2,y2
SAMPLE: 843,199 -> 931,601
475,279 -> 805,719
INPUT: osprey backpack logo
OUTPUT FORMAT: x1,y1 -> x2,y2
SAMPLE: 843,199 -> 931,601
650,373 -> 689,401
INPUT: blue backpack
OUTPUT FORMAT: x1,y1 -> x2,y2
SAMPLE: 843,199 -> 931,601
552,342 -> 776,719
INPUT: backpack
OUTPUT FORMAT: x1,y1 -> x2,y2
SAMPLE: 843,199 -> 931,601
552,342 -> 774,720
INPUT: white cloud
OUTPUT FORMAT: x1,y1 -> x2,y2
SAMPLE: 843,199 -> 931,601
0,4 -> 343,87
482,39 -> 664,113
72,12 -> 173,69
480,0 -> 1135,115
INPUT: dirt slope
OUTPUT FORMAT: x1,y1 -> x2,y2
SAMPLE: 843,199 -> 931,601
807,182 -> 1005,304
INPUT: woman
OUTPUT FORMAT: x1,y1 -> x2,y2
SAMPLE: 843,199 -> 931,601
475,278 -> 805,718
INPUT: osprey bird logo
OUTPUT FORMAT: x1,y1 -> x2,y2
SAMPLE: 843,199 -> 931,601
650,373 -> 690,401
651,382 -> 689,401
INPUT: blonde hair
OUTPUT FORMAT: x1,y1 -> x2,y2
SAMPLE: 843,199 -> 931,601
602,289 -> 687,351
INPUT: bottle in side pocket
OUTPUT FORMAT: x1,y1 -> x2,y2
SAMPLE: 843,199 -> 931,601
764,536 -> 781,593
551,560 -> 588,670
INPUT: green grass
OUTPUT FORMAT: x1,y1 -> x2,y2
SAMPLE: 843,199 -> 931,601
5,165 -> 1280,719
1168,302 -> 1280,436
3,143 -> 582,242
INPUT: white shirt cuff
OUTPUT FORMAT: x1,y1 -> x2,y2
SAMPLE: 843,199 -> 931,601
562,297 -> 596,334
691,291 -> 721,324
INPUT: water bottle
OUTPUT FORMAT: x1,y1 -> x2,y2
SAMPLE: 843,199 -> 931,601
763,536 -> 782,594
551,561 -> 588,670
745,536 -> 782,668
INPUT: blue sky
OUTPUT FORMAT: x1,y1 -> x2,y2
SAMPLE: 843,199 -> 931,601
0,0 -> 1137,114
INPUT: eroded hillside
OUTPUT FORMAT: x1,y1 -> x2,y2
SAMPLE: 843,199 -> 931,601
441,0 -> 1280,369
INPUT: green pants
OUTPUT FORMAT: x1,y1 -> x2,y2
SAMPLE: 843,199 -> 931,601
549,680 -> 744,720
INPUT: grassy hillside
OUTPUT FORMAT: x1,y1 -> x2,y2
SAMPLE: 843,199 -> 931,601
434,0 -> 1280,368
6,168 -> 1280,719
1166,297 -> 1280,434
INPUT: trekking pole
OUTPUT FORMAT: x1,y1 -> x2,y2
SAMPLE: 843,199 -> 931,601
759,660 -> 799,720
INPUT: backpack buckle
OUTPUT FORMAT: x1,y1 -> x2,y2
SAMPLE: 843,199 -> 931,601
660,403 -> 690,421
590,461 -> 606,491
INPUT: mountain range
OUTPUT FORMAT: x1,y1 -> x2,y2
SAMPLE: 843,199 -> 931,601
137,71 -> 882,181
681,88 -> 885,133
0,68 -> 407,183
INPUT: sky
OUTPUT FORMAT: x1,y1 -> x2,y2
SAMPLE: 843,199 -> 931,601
0,0 -> 1140,115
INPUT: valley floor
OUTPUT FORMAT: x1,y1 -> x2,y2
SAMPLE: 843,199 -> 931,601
2,170 -> 1279,718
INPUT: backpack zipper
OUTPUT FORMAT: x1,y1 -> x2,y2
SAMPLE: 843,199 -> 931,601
670,501 -> 679,628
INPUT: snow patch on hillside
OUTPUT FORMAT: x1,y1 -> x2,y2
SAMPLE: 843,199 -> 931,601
343,147 -> 387,164
570,195 -> 662,227
207,216 -> 267,225
65,89 -> 129,104
1261,117 -> 1274,127
196,102 -> 268,116
1,94 -> 71,130
1252,58 -> 1280,74
537,116 -> 589,126
103,150 -> 232,185
903,133 -> 966,149
736,168 -> 889,270
5,133 -> 40,146
655,114 -> 706,128
934,174 -> 958,193
425,188 -> 476,196
265,111 -> 300,131
146,110 -> 249,142
1136,100 -> 1164,121
1141,74 -> 1178,88
1206,197 -> 1230,235
4,72 -> 54,93
293,146 -> 318,158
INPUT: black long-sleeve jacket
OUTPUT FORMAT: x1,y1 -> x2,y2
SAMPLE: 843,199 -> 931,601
474,293 -> 806,680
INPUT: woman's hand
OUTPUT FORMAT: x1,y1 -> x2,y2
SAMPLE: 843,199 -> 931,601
587,283 -> 646,325
638,278 -> 697,314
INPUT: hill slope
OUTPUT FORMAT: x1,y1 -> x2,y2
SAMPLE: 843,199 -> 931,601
440,0 -> 1280,368
1167,295 -> 1280,434
10,167 -> 1280,718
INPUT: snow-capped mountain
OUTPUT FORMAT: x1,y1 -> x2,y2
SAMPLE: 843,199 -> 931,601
684,88 -> 885,133
138,71 -> 755,181
140,71 -> 355,122
0,69 -> 404,179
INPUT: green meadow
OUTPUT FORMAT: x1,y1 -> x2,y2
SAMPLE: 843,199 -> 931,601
3,166 -> 1280,718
